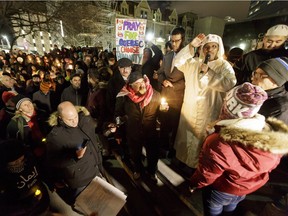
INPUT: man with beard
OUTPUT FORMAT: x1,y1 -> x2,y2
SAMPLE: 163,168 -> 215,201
114,72 -> 167,181
25,74 -> 41,98
156,27 -> 186,157
234,24 -> 288,85
61,73 -> 84,106
106,58 -> 133,120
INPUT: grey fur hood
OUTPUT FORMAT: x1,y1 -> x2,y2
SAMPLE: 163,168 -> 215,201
219,116 -> 288,155
48,106 -> 90,127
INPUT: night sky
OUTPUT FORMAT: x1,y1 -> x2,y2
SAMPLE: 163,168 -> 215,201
149,1 -> 250,22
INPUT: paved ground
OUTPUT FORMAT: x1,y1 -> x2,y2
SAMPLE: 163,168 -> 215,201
47,145 -> 288,216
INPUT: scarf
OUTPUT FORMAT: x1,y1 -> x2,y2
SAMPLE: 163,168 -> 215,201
117,75 -> 153,109
25,111 -> 43,143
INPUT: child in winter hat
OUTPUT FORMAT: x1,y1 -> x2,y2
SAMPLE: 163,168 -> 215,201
219,82 -> 268,120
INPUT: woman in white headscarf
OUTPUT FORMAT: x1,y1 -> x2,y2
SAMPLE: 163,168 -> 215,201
173,34 -> 237,169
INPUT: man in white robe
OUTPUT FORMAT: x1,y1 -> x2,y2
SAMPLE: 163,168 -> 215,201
173,34 -> 237,168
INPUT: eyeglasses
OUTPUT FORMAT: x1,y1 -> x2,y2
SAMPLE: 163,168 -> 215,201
252,71 -> 269,79
170,38 -> 182,44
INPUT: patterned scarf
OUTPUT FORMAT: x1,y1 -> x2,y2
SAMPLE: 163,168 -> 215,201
118,75 -> 153,109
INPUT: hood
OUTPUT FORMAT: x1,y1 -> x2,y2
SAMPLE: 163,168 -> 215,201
199,34 -> 225,60
48,106 -> 90,127
219,116 -> 288,154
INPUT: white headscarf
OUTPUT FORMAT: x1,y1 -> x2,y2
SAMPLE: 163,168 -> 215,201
199,34 -> 225,60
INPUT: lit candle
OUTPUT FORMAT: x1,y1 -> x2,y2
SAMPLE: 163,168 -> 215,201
160,97 -> 169,111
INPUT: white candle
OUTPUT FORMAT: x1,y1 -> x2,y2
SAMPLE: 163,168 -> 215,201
160,97 -> 169,111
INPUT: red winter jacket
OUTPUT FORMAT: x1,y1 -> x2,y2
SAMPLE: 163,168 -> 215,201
190,117 -> 288,196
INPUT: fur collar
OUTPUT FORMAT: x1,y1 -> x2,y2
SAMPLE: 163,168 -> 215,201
219,117 -> 288,154
48,106 -> 90,127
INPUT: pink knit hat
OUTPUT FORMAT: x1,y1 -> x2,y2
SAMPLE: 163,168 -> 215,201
219,82 -> 268,119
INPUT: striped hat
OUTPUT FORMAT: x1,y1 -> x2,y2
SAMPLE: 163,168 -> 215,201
11,94 -> 32,110
258,57 -> 288,87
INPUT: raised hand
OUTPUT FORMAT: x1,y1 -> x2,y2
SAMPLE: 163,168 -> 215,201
190,33 -> 206,48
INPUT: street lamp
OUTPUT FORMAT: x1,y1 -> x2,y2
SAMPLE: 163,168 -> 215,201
60,20 -> 64,37
146,32 -> 154,43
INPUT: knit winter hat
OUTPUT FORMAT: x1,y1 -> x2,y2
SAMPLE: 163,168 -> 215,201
2,91 -> 17,104
40,81 -> 51,93
257,57 -> 288,87
128,71 -> 143,84
117,58 -> 132,68
11,94 -> 32,110
265,24 -> 288,37
219,82 -> 268,120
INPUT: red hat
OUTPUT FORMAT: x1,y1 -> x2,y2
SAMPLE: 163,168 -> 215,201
2,91 -> 17,105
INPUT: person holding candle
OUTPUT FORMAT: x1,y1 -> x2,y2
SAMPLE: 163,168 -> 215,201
114,71 -> 168,182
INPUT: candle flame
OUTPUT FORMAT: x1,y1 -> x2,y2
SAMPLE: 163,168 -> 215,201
161,97 -> 166,104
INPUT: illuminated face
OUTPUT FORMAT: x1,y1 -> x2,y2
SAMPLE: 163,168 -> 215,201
32,76 -> 40,83
1,75 -> 14,88
131,78 -> 146,95
118,66 -> 132,78
70,76 -> 81,89
251,68 -> 278,90
19,100 -> 35,117
170,34 -> 183,53
60,107 -> 79,127
263,35 -> 287,50
202,42 -> 219,61
108,58 -> 115,66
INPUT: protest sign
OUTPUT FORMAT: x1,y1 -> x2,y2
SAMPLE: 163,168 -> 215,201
115,18 -> 147,64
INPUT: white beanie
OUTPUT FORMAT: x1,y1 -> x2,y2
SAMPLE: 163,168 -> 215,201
265,24 -> 288,37
200,34 -> 225,60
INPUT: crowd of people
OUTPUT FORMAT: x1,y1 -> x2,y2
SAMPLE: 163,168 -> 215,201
0,23 -> 288,215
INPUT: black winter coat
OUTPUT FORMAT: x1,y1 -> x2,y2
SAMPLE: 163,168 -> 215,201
115,89 -> 161,143
234,47 -> 288,85
259,85 -> 288,124
46,107 -> 103,189
61,85 -> 84,106
141,44 -> 163,92
106,71 -> 127,120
